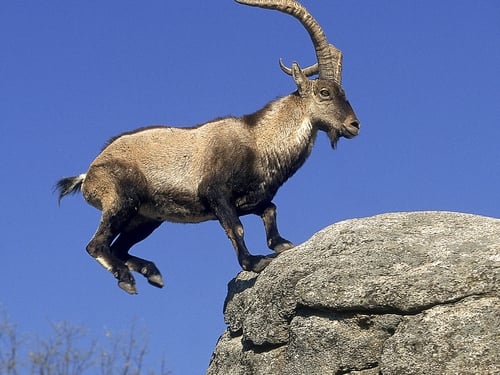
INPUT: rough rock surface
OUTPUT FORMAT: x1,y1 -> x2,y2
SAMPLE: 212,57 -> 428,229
207,212 -> 499,375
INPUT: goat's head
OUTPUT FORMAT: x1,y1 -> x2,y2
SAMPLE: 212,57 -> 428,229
236,0 -> 360,148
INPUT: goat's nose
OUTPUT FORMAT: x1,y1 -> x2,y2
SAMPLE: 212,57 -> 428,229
350,120 -> 360,129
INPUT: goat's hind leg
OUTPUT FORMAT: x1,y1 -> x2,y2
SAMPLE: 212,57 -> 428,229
83,161 -> 151,294
259,202 -> 294,253
87,209 -> 139,294
111,217 -> 164,289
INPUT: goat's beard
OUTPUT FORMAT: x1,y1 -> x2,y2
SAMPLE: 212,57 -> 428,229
327,128 -> 341,149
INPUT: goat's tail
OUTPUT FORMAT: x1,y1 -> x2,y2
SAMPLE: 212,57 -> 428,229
55,174 -> 86,205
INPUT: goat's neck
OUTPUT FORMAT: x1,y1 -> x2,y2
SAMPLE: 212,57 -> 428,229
251,94 -> 317,183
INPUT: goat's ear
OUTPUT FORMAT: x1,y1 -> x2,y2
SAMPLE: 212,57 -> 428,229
292,62 -> 309,96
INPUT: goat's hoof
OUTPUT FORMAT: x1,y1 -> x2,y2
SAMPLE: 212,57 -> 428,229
274,241 -> 295,253
139,264 -> 163,288
118,281 -> 138,295
269,236 -> 295,253
245,254 -> 276,273
147,274 -> 164,288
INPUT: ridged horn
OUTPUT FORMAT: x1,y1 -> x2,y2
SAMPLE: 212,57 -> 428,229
236,0 -> 343,84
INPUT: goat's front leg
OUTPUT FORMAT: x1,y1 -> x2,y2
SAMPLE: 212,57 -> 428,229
211,199 -> 274,273
259,202 -> 294,253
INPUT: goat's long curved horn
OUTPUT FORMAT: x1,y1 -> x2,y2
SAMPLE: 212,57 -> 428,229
236,0 -> 342,84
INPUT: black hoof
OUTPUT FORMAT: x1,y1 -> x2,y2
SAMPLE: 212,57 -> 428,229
273,241 -> 295,253
139,264 -> 164,288
242,254 -> 276,273
269,236 -> 295,253
118,280 -> 138,295
147,274 -> 164,288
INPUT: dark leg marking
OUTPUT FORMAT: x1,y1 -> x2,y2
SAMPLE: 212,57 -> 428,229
259,202 -> 294,253
111,217 -> 164,288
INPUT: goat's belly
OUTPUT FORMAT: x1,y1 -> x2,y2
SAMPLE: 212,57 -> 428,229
139,196 -> 215,223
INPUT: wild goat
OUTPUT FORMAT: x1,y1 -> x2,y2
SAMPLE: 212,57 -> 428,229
56,0 -> 360,294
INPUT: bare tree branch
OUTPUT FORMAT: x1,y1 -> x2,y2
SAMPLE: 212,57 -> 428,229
0,313 -> 169,375
0,311 -> 20,375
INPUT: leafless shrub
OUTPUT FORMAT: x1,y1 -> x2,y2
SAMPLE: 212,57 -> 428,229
0,313 -> 169,375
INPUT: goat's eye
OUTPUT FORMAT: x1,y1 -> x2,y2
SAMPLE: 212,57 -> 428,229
319,88 -> 331,98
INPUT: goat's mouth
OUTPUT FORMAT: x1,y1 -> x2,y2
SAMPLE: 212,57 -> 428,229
327,122 -> 359,149
342,121 -> 360,138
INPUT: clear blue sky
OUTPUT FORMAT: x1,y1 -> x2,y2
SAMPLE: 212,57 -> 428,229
1,0 -> 499,373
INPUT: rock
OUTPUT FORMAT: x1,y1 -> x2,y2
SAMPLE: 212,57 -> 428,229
207,212 -> 500,375
380,296 -> 499,374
